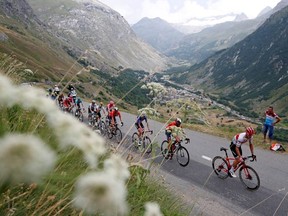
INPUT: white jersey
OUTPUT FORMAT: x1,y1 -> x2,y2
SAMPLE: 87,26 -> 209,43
231,132 -> 252,147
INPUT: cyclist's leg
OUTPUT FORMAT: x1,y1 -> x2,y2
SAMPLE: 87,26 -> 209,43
232,146 -> 242,169
139,123 -> 144,140
165,130 -> 172,152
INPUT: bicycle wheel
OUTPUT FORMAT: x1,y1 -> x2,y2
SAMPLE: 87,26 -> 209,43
78,113 -> 84,122
239,166 -> 260,190
212,156 -> 229,179
176,146 -> 189,167
132,133 -> 140,149
160,140 -> 170,159
115,128 -> 122,143
99,121 -> 106,136
107,127 -> 113,139
143,136 -> 152,154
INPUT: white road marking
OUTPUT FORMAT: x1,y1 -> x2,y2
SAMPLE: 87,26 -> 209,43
202,155 -> 212,161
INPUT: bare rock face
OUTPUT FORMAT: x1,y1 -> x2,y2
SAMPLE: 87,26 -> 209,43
27,0 -> 168,73
0,0 -> 42,26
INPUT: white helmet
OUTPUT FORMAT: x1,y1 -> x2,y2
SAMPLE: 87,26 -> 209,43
141,111 -> 147,117
114,107 -> 119,111
176,118 -> 182,123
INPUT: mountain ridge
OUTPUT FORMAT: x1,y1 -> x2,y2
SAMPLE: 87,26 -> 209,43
170,5 -> 288,116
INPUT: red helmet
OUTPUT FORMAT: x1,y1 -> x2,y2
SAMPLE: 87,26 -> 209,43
246,127 -> 255,136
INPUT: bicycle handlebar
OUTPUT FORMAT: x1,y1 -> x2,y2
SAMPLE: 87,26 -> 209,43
243,155 -> 257,162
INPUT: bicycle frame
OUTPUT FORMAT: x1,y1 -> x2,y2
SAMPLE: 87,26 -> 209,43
220,147 -> 252,173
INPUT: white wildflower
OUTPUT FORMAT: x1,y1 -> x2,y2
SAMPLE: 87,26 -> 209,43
23,69 -> 34,75
47,112 -> 106,168
103,154 -> 130,181
138,108 -> 160,117
145,82 -> 167,97
0,134 -> 56,185
144,202 -> 163,216
0,75 -> 19,107
17,86 -> 58,113
74,172 -> 128,216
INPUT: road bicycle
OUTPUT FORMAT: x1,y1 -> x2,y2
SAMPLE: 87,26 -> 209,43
107,123 -> 122,143
161,137 -> 190,167
75,108 -> 84,122
132,130 -> 153,154
88,113 -> 107,136
212,147 -> 260,190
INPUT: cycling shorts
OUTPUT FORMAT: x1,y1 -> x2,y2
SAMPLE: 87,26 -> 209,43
135,122 -> 144,129
230,142 -> 242,158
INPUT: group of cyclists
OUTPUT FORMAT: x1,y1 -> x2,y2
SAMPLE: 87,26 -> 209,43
47,84 -> 125,133
47,84 -> 283,178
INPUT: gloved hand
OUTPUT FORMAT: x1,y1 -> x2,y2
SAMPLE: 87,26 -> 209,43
121,122 -> 124,126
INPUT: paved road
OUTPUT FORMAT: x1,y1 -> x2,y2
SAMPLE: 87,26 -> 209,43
118,112 -> 288,216
78,102 -> 288,216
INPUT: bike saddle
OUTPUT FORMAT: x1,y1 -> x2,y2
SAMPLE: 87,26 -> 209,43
220,147 -> 228,151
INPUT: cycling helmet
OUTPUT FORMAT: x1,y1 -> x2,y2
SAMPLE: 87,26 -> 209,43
176,118 -> 182,124
246,127 -> 255,137
100,102 -> 103,105
141,111 -> 147,117
109,100 -> 114,105
92,100 -> 96,103
114,107 -> 119,111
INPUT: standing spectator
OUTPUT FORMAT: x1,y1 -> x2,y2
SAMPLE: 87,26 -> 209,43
263,106 -> 281,143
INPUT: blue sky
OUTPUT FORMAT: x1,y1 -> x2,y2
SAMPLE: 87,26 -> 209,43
99,0 -> 280,24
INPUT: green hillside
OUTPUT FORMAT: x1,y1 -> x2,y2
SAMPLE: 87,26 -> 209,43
170,6 -> 288,117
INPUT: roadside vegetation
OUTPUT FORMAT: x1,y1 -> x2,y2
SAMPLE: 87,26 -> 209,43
0,61 -> 190,215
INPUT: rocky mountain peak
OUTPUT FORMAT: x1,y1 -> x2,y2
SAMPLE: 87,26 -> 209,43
234,13 -> 248,22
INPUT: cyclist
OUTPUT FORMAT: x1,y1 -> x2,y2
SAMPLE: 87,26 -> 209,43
229,127 -> 256,178
88,100 -> 98,122
135,111 -> 150,145
165,118 -> 187,158
63,96 -> 74,113
106,100 -> 115,113
108,107 -> 123,127
57,93 -> 65,108
53,84 -> 60,96
96,102 -> 106,120
69,87 -> 77,103
75,97 -> 84,116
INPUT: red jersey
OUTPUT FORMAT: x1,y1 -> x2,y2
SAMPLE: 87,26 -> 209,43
63,97 -> 73,107
109,110 -> 121,118
107,103 -> 114,112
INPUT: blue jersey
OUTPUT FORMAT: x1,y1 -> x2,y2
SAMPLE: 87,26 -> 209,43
136,116 -> 147,125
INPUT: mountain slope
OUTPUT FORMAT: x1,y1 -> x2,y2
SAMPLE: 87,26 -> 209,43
171,5 -> 288,116
0,0 -> 81,81
27,0 -> 168,73
167,0 -> 288,65
132,17 -> 185,52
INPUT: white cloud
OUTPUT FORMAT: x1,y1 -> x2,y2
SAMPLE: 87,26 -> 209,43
99,0 -> 281,24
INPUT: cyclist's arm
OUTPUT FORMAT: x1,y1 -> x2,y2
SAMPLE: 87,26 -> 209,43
249,142 -> 254,156
118,112 -> 123,122
146,121 -> 150,131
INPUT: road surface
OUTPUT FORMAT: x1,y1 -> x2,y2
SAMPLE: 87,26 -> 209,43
118,112 -> 288,216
